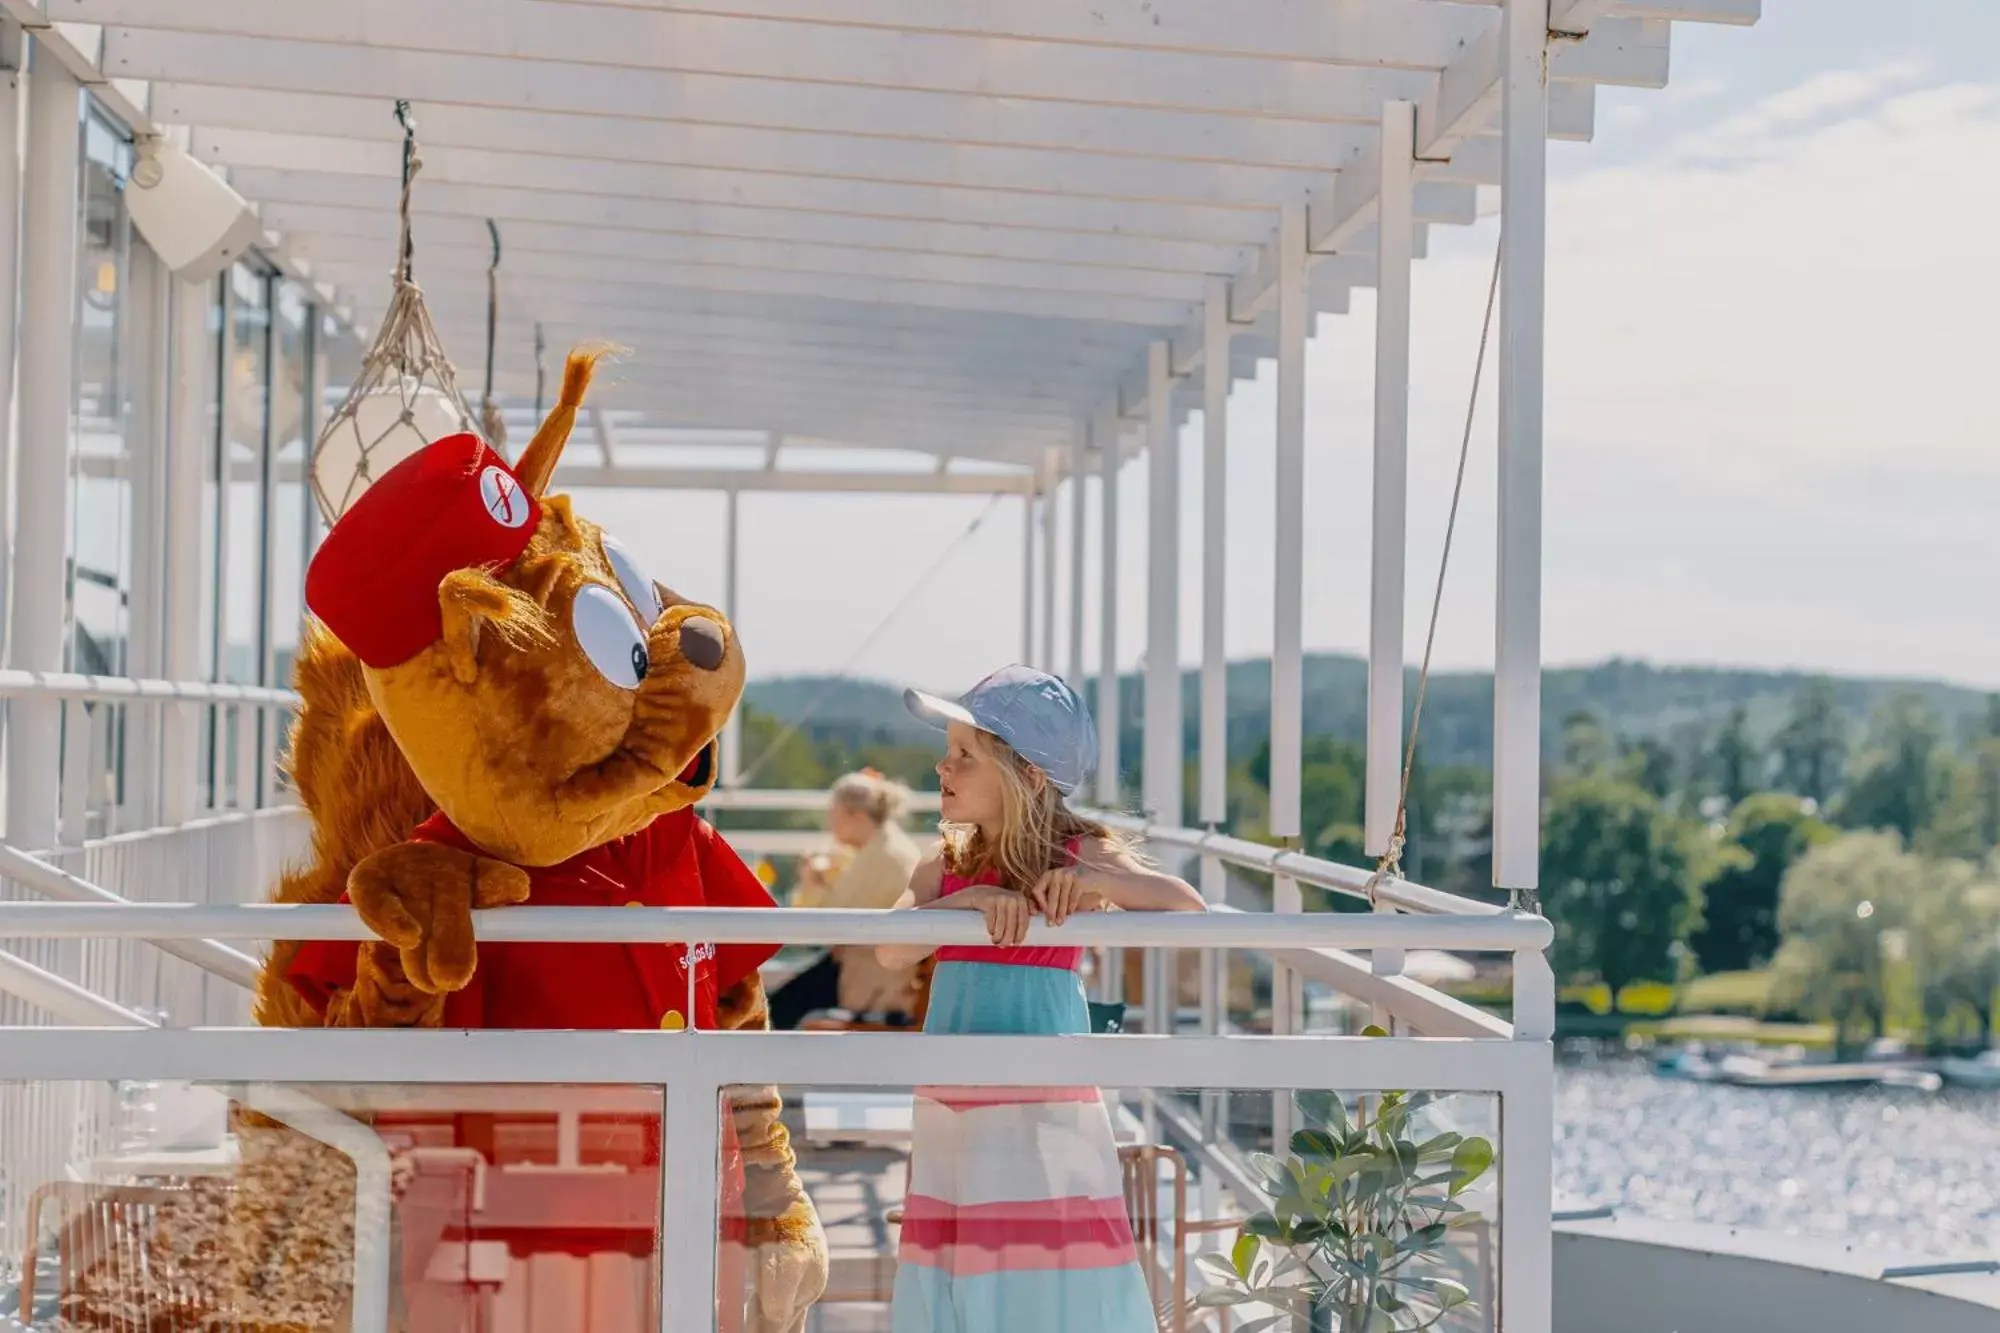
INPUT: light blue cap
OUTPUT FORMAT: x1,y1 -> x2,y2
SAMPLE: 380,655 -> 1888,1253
905,665 -> 1098,796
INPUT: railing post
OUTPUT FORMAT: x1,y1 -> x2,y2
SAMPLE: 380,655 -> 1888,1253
6,39 -> 81,852
1020,486 -> 1036,665
0,31 -> 22,677
1066,426 -> 1088,690
661,1064 -> 722,1333
1040,447 -> 1059,672
720,488 -> 742,788
161,277 -> 213,827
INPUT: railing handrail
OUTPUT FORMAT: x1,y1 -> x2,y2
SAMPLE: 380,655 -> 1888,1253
0,668 -> 300,707
0,901 -> 1552,952
699,786 -> 944,813
1090,811 -> 1510,919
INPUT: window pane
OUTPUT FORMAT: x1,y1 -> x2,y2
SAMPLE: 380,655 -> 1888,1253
270,281 -> 311,684
69,109 -> 132,679
222,263 -> 269,688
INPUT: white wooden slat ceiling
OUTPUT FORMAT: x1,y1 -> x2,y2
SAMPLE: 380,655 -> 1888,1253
67,0 -> 1758,464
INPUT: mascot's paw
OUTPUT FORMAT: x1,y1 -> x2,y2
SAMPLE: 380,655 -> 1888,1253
347,841 -> 530,994
744,1195 -> 829,1333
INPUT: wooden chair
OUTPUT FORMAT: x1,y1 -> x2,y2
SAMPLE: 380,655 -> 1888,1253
21,1178 -> 237,1329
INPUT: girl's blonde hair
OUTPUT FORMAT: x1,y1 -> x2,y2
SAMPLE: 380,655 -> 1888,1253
941,730 -> 1132,892
829,768 -> 911,826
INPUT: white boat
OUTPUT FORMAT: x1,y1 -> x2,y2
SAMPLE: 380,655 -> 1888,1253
1939,1051 -> 2000,1089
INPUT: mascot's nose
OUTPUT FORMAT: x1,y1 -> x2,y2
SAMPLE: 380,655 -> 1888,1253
678,616 -> 727,672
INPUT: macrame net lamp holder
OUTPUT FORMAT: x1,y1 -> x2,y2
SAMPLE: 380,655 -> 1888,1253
309,101 -> 481,525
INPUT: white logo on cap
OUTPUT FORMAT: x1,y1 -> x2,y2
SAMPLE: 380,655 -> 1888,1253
479,466 -> 529,529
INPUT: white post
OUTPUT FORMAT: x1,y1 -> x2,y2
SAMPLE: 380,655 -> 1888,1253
1269,202 -> 1309,1153
160,278 -> 212,827
0,34 -> 21,668
720,488 -> 742,787
124,247 -> 173,830
1141,340 -> 1179,829
1368,102 -> 1416,862
1199,279 -> 1230,832
1494,0 -> 1549,904
1066,430 -> 1087,689
1094,407 -> 1120,808
1040,447 -> 1059,672
1498,4 -> 1553,1331
1020,489 -> 1035,665
6,42 -> 80,850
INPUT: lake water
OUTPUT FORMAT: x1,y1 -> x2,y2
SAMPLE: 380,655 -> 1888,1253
1554,1058 -> 2000,1261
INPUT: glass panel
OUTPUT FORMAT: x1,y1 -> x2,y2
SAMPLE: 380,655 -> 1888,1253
269,281 -> 312,687
223,263 -> 271,690
728,1082 -> 1502,1333
1,1081 -> 665,1333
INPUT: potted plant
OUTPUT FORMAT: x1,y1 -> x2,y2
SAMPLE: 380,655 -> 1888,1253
1194,1036 -> 1497,1333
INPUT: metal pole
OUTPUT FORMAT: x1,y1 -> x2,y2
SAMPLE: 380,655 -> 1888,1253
1367,103 -> 1416,861
1040,447 -> 1059,672
1495,0 -> 1549,906
1095,405 -> 1120,808
6,42 -> 80,850
1498,4 -> 1553,1331
1199,279 -> 1230,831
1067,428 -> 1087,690
720,488 -> 742,787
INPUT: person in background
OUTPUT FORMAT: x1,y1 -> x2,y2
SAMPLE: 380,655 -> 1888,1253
766,768 -> 926,1030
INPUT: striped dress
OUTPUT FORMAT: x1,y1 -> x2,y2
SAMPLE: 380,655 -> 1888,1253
890,856 -> 1156,1333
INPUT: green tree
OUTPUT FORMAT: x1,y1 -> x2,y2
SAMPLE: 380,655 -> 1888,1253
1708,706 -> 1761,808
1839,694 -> 1945,841
1768,832 -> 1921,1056
1774,677 -> 1846,806
1692,793 -> 1833,973
1907,863 -> 2000,1052
1621,735 -> 1678,801
1921,695 -> 2000,859
1558,709 -> 1615,779
1540,775 -> 1715,992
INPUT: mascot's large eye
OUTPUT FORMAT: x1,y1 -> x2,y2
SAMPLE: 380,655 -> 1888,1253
573,584 -> 649,689
602,534 -> 663,624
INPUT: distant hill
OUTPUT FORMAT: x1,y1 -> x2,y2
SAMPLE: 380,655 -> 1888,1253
745,657 -> 1995,773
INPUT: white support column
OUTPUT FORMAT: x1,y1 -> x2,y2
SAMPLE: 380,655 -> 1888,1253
1039,448 -> 1059,672
1497,5 -> 1553,1332
1269,202 -> 1309,1154
1066,429 -> 1087,689
720,488 -> 742,787
6,42 -> 80,849
1368,102 -> 1417,862
1270,203 -> 1308,846
1494,0 -> 1549,903
1141,339 -> 1179,829
1094,407 -> 1120,808
1020,489 -> 1035,665
124,247 -> 173,830
0,33 -> 22,669
160,278 -> 212,827
1199,279 -> 1230,831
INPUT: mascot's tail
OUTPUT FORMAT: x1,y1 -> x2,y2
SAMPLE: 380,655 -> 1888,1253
254,619 -> 436,1026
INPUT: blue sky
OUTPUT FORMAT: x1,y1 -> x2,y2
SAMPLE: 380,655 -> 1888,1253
581,2 -> 2000,695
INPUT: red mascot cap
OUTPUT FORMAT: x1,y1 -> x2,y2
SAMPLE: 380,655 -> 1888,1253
305,433 -> 542,669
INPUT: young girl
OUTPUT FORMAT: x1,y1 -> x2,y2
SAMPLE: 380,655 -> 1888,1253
879,665 -> 1204,1333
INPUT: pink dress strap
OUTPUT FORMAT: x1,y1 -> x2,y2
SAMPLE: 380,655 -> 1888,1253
934,840 -> 1084,972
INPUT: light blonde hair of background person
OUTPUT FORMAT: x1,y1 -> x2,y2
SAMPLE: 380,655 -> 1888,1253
939,731 -> 1133,893
831,768 -> 913,827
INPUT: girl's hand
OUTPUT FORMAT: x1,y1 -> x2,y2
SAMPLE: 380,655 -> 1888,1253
976,887 -> 1033,947
1029,869 -> 1106,926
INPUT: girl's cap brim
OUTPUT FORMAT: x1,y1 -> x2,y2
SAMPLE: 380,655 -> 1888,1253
904,687 -> 976,731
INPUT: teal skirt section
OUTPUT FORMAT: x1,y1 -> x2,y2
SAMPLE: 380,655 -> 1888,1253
891,1260 -> 1158,1333
921,960 -> 1091,1037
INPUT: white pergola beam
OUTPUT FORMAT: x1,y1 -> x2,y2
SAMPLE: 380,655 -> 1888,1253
248,185 -> 1255,279
550,466 -> 1037,497
161,84 -> 1329,215
291,227 -> 1210,306
99,12 -> 1454,126
301,250 -> 1194,329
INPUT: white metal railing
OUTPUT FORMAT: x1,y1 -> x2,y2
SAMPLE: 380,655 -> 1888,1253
0,671 -> 303,849
0,905 -> 1553,1333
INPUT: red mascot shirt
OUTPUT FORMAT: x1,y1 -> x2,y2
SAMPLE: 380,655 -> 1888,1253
286,807 -> 781,1320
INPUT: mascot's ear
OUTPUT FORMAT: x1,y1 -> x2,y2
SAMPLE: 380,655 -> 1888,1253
437,569 -> 545,685
514,346 -> 609,497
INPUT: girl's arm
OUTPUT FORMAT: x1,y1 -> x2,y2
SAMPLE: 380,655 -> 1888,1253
1036,836 -> 1206,919
876,856 -> 960,969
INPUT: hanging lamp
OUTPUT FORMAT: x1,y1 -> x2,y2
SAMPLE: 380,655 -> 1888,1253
308,100 -> 481,524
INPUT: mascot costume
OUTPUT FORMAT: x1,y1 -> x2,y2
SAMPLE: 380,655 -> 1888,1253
207,349 -> 825,1333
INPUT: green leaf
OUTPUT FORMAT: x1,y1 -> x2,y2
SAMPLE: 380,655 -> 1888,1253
1292,1128 -> 1341,1161
1243,1212 -> 1285,1241
1376,1286 -> 1409,1313
1362,1024 -> 1392,1038
1194,1252 -> 1240,1285
1415,1132 -> 1463,1160
1231,1233 -> 1261,1280
1433,1279 -> 1472,1309
1195,1287 -> 1248,1309
1250,1151 -> 1288,1195
1450,1138 -> 1496,1194
1397,1223 -> 1449,1255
